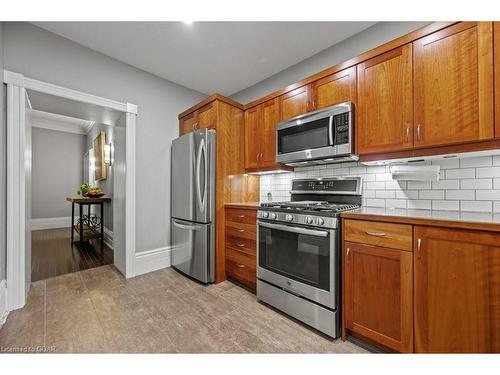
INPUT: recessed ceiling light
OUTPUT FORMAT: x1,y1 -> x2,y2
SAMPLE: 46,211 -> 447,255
182,21 -> 194,25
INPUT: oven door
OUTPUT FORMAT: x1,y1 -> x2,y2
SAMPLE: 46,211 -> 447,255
257,220 -> 338,309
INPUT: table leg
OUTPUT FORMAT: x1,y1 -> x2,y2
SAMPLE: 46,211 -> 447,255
79,203 -> 84,244
71,202 -> 74,244
100,202 -> 104,254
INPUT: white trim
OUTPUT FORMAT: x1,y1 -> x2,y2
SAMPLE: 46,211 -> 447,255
0,280 -> 8,327
31,216 -> 75,230
6,83 -> 26,311
30,109 -> 94,135
125,111 -> 136,278
134,246 -> 172,277
104,227 -> 114,250
4,70 -> 135,114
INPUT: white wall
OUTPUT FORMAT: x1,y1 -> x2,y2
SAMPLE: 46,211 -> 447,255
31,127 -> 86,219
3,22 -> 206,253
0,22 -> 6,282
231,22 -> 430,104
261,156 -> 500,213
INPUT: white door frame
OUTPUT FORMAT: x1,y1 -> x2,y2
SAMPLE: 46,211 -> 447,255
4,70 -> 137,310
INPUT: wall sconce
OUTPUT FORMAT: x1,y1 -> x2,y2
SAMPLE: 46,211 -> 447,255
104,143 -> 113,165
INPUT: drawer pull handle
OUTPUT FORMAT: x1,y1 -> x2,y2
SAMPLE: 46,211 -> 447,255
237,215 -> 245,218
238,229 -> 245,232
236,243 -> 245,247
236,263 -> 245,268
365,231 -> 387,237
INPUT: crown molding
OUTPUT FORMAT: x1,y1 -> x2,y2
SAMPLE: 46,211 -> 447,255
30,109 -> 94,135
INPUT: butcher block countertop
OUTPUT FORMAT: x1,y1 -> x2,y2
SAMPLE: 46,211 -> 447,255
341,207 -> 500,233
224,202 -> 260,209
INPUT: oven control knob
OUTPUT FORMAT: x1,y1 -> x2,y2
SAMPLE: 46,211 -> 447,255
305,216 -> 314,224
316,218 -> 325,226
270,213 -> 277,220
262,212 -> 269,218
285,214 -> 293,221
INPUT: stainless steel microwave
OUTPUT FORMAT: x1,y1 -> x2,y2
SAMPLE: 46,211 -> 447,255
276,102 -> 357,166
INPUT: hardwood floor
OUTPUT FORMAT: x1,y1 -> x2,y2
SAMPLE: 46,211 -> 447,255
31,228 -> 113,282
0,266 -> 367,353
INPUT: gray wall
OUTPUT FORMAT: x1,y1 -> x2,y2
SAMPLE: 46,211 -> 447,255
0,22 -> 6,282
231,22 -> 431,104
3,22 -> 206,253
86,123 -> 113,231
31,127 -> 86,219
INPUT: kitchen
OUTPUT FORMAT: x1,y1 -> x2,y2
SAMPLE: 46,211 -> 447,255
0,4 -> 499,373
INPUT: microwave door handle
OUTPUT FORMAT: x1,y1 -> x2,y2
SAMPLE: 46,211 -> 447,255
328,115 -> 334,146
258,221 -> 329,238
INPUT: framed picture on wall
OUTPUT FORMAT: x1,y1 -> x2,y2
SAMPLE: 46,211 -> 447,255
94,131 -> 107,181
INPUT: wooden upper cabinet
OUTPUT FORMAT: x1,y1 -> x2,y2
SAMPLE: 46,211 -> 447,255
413,22 -> 494,147
244,106 -> 262,170
260,98 -> 279,168
197,102 -> 217,130
494,22 -> 500,138
414,226 -> 500,353
357,44 -> 413,154
179,112 -> 197,136
312,66 -> 357,110
344,242 -> 413,353
279,85 -> 311,121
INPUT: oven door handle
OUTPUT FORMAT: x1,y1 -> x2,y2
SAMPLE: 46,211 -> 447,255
258,221 -> 329,238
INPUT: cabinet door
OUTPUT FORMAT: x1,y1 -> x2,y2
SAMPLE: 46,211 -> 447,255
197,102 -> 217,130
244,106 -> 262,170
179,112 -> 197,135
414,226 -> 500,353
344,242 -> 413,352
279,85 -> 311,121
413,22 -> 494,147
357,45 -> 413,154
313,66 -> 356,110
260,98 -> 279,168
494,22 -> 500,138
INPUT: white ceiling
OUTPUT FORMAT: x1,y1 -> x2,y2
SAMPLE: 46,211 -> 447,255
27,89 -> 123,126
32,22 -> 376,96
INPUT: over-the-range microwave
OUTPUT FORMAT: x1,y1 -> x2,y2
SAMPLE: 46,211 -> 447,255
276,102 -> 357,166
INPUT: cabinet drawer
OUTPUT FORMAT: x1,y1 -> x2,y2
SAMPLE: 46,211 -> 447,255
225,208 -> 257,225
344,219 -> 412,251
225,236 -> 256,255
225,248 -> 256,291
225,221 -> 256,239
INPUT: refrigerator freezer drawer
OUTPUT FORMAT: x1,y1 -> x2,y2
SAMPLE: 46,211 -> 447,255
171,218 -> 214,283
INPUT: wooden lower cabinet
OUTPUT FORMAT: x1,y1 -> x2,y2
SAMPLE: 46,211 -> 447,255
414,226 -> 500,353
224,206 -> 257,292
344,241 -> 413,353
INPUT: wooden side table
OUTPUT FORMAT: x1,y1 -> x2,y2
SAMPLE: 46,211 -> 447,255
66,197 -> 111,253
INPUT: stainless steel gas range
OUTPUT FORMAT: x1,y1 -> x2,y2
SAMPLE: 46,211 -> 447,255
256,177 -> 362,338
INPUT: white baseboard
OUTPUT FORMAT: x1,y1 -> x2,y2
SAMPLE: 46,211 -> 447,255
134,246 -> 172,277
0,280 -> 8,327
31,216 -> 74,230
103,227 -> 114,250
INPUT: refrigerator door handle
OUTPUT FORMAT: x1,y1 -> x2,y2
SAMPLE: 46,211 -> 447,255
195,137 -> 207,213
172,219 -> 203,231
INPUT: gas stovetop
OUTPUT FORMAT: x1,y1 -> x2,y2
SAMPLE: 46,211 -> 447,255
260,200 -> 360,213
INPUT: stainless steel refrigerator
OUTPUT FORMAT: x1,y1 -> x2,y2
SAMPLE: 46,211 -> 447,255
170,129 -> 215,283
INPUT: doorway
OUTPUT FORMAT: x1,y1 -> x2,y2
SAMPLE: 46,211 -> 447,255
4,70 -> 137,310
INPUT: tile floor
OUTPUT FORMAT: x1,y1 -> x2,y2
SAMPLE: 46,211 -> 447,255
0,265 -> 367,353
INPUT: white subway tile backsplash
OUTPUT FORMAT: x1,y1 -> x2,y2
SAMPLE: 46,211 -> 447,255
432,200 -> 459,211
419,190 -> 445,200
475,190 -> 500,200
261,156 -> 500,214
461,201 -> 492,212
460,178 -> 492,189
446,168 -> 475,179
459,156 -> 492,168
476,167 -> 500,178
445,190 -> 475,200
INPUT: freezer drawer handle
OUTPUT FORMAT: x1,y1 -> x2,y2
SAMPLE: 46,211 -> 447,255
173,220 -> 203,231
